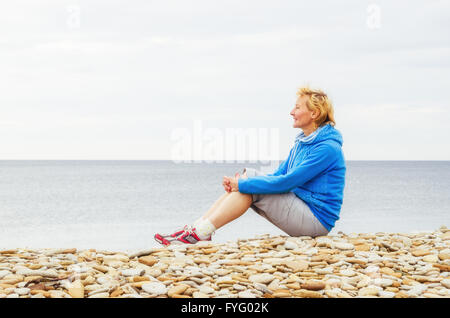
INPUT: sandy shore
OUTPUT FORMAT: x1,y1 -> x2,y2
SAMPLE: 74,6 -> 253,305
1,227 -> 449,298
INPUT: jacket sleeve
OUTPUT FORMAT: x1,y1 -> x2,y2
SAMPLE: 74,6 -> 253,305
238,144 -> 337,194
266,158 -> 289,177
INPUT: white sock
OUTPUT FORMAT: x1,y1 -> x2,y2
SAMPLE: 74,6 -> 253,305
193,218 -> 204,229
194,218 -> 216,239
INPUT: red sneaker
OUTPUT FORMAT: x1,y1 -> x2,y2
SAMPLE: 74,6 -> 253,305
170,227 -> 212,245
154,225 -> 190,246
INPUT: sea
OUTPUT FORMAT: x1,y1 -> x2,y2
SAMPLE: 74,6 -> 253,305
0,160 -> 449,253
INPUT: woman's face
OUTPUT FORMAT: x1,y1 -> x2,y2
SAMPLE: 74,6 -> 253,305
290,95 -> 317,129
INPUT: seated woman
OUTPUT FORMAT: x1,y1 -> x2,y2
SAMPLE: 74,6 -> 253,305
154,86 -> 346,245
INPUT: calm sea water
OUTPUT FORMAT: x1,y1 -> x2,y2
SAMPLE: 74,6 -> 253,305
0,160 -> 449,253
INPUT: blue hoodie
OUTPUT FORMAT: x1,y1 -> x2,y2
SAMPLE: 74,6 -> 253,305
238,123 -> 346,231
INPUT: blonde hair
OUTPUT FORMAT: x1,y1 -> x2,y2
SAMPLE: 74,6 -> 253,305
296,86 -> 336,128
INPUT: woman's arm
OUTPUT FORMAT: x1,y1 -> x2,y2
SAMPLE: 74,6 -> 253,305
238,143 -> 338,194
266,158 -> 289,177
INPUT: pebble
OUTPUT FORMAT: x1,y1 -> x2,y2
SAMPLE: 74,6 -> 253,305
233,284 -> 246,291
0,228 -> 448,298
168,284 -> 189,297
68,280 -> 84,298
378,291 -> 396,298
141,282 -> 167,295
0,270 -> 10,280
238,291 -> 256,298
441,279 -> 450,289
334,242 -> 354,250
88,292 -> 110,298
407,284 -> 428,297
249,273 -> 275,284
253,283 -> 273,294
423,255 -> 439,263
373,278 -> 393,287
121,269 -> 145,277
358,286 -> 381,297
14,288 -> 30,295
283,241 -> 298,250
315,267 -> 334,275
364,265 -> 379,274
301,281 -> 326,291
138,256 -> 158,267
340,269 -> 356,277
198,285 -> 215,294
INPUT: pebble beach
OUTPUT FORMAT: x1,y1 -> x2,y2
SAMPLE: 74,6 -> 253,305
1,227 -> 449,299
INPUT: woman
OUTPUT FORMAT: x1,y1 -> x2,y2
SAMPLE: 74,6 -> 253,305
154,86 -> 346,246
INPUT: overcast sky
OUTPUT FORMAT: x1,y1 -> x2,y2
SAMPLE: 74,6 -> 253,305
1,0 -> 449,160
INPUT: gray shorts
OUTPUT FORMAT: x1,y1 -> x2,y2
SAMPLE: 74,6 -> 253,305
242,167 -> 329,238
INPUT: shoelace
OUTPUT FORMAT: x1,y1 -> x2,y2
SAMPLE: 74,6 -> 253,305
184,226 -> 197,238
174,225 -> 193,239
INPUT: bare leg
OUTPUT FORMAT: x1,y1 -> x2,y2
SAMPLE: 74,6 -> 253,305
200,171 -> 248,221
207,192 -> 253,229
199,192 -> 231,221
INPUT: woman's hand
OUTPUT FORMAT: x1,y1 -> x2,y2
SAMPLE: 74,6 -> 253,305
223,171 -> 248,193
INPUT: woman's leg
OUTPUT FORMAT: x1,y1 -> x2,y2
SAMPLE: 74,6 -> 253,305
206,192 -> 253,229
199,192 -> 231,221
199,170 -> 249,223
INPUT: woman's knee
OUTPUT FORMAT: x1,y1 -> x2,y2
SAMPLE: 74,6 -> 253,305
233,191 -> 253,204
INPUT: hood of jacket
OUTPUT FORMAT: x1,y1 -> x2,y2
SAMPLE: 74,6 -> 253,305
294,123 -> 343,147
